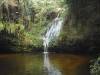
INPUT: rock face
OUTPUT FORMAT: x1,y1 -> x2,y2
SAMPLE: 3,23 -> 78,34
59,0 -> 100,53
46,11 -> 58,20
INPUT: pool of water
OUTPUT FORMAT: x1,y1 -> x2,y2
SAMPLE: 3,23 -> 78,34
0,53 -> 90,75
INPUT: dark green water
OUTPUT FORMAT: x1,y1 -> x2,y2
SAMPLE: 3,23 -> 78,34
0,53 -> 90,75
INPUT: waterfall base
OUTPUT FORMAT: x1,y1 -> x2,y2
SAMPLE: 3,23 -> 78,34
43,52 -> 48,54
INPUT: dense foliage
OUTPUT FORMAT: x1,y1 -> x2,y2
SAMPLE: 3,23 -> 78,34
0,0 -> 66,52
0,0 -> 100,75
55,0 -> 100,53
63,1 -> 100,75
90,57 -> 100,75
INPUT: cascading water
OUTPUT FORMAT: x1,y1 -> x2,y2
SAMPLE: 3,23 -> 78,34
43,17 -> 63,75
43,17 -> 63,53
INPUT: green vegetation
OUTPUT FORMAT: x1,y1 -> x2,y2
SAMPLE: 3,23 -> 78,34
0,0 -> 100,53
64,1 -> 100,75
0,0 -> 66,52
0,0 -> 99,75
90,57 -> 100,75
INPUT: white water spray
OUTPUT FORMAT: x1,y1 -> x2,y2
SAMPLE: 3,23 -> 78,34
43,17 -> 63,75
43,17 -> 63,53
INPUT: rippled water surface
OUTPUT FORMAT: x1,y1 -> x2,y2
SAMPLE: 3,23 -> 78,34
0,53 -> 90,75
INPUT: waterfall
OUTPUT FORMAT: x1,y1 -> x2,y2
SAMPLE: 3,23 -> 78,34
43,17 -> 63,75
43,17 -> 63,53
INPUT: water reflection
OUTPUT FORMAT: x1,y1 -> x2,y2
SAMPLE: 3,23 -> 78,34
43,53 -> 62,75
0,53 -> 90,75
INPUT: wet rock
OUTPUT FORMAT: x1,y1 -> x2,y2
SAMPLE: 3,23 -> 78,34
46,11 -> 58,20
